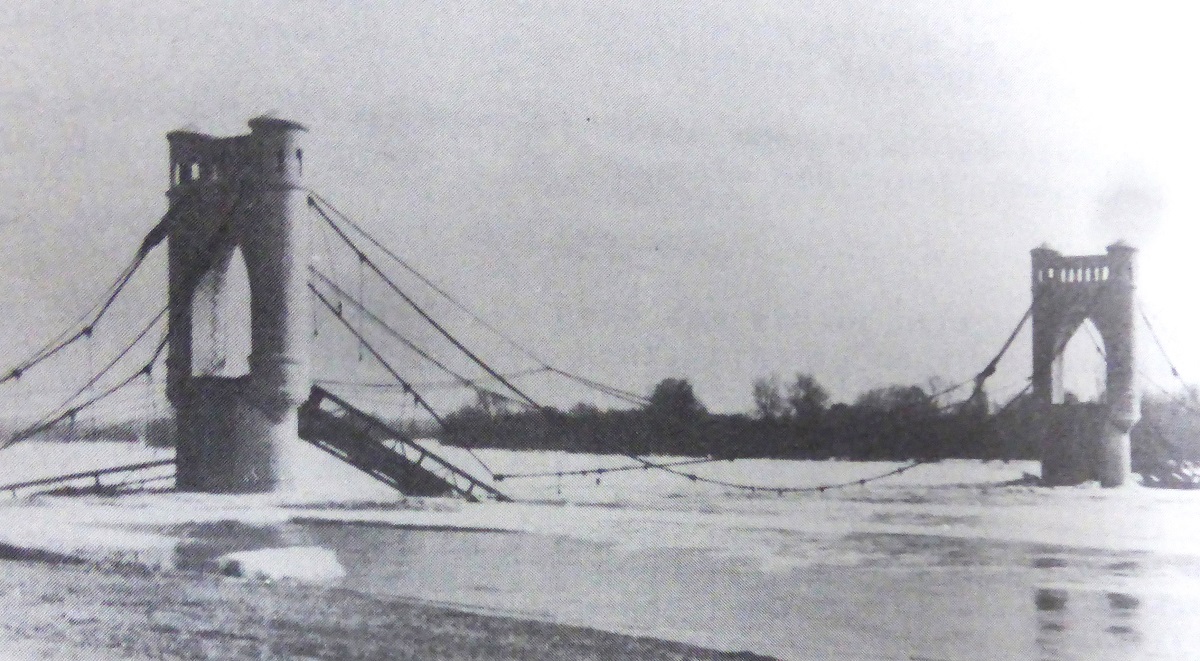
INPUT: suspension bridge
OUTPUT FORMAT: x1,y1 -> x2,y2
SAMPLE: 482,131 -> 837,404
0,117 -> 1194,501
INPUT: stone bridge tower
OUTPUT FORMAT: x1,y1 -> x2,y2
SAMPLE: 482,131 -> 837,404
1031,242 -> 1138,487
165,117 -> 312,492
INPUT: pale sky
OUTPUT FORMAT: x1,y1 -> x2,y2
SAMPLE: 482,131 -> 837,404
1,1 -> 1198,416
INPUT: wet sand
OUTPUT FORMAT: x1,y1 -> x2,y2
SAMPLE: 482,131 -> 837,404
0,559 -> 773,660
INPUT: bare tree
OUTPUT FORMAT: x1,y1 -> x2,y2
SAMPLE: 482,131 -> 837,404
787,373 -> 830,420
752,375 -> 787,420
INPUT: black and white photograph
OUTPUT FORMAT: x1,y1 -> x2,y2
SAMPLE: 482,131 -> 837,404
0,2 -> 1198,659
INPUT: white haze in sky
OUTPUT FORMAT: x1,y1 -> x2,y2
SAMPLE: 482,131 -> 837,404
0,0 -> 1197,414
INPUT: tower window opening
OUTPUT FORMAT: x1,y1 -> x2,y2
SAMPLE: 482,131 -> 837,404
189,247 -> 251,377
295,149 -> 303,175
276,148 -> 285,172
190,162 -> 201,181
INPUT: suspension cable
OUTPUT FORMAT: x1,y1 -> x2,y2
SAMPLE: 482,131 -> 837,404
308,192 -> 552,364
1138,297 -> 1189,388
1,207 -> 177,386
309,197 -> 549,410
317,268 -> 736,481
0,257 -> 137,385
495,457 -> 744,481
306,217 -> 755,483
310,269 -> 532,410
6,306 -> 167,445
2,185 -> 242,447
5,331 -> 169,449
307,191 -> 651,407
310,192 -> 982,415
496,294 -> 1058,491
309,191 -> 1057,494
312,192 -> 1022,492
967,303 -> 1032,402
314,366 -> 552,391
544,367 -> 649,406
309,283 -> 499,478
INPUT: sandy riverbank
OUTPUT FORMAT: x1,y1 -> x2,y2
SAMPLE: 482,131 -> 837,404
0,558 -> 773,660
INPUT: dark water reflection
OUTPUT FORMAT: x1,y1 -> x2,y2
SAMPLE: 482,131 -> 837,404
1033,558 -> 1153,661
1035,587 -> 1147,659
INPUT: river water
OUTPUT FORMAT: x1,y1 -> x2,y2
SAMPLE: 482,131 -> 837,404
106,447 -> 1200,661
286,517 -> 1200,661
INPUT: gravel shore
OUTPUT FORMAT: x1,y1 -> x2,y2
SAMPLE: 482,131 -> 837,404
0,558 -> 773,660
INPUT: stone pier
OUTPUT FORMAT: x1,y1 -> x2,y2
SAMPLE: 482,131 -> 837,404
165,117 -> 313,493
1030,242 -> 1138,487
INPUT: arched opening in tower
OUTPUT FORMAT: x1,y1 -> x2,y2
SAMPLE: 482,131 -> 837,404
190,246 -> 252,377
1054,317 -> 1107,404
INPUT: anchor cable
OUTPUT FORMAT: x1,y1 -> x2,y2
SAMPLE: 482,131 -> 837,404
1,206 -> 179,386
5,328 -> 169,449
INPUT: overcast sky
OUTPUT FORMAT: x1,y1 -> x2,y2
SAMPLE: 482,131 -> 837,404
1,1 -> 1198,415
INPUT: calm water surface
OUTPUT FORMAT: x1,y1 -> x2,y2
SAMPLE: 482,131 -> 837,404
249,520 -> 1200,661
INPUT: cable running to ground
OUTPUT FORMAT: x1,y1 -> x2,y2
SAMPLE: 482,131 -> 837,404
1,203 -> 181,386
5,332 -> 169,449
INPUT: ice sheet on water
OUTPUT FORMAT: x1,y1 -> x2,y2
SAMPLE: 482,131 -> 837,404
5,441 -> 1200,566
0,441 -> 171,485
214,546 -> 346,583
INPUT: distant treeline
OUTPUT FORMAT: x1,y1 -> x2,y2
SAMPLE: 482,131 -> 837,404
434,376 -> 1200,471
436,376 -> 1037,461
0,417 -> 176,447
8,374 -> 1198,474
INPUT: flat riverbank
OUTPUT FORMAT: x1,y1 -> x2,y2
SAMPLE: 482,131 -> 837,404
0,558 -> 770,660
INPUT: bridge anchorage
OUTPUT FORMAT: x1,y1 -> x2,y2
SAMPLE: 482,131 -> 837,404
1031,242 -> 1138,487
